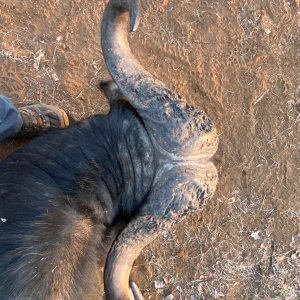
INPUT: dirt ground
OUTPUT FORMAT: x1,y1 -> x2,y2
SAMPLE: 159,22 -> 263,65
0,0 -> 299,299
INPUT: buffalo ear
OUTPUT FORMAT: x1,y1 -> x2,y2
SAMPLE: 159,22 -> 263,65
98,80 -> 126,103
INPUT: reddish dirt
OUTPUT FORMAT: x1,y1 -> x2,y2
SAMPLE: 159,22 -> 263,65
0,0 -> 299,299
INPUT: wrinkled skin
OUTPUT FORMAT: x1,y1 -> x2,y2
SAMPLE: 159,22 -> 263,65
0,0 -> 218,299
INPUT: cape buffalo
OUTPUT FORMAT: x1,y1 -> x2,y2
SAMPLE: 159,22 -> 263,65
0,0 -> 218,299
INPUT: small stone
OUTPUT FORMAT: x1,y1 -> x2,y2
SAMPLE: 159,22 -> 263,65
250,230 -> 261,240
214,291 -> 225,298
154,280 -> 165,289
51,73 -> 59,82
56,35 -> 64,42
291,253 -> 298,259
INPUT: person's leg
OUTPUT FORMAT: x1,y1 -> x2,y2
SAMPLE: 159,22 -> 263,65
0,95 -> 70,143
18,104 -> 69,138
0,96 -> 23,143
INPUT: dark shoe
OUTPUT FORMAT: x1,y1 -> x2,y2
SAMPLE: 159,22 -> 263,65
18,104 -> 69,137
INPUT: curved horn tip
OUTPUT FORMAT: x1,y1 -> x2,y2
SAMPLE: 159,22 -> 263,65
130,280 -> 145,300
129,0 -> 141,32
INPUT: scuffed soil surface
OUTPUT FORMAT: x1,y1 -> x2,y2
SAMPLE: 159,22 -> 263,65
0,0 -> 299,299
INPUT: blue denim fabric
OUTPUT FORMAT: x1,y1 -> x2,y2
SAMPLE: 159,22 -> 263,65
0,96 -> 23,143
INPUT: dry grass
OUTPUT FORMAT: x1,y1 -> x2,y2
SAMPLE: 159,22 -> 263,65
134,189 -> 300,300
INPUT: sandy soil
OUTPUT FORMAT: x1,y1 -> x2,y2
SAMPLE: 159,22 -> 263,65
0,0 -> 299,299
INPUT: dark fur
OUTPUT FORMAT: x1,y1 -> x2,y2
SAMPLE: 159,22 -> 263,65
0,93 -> 155,299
